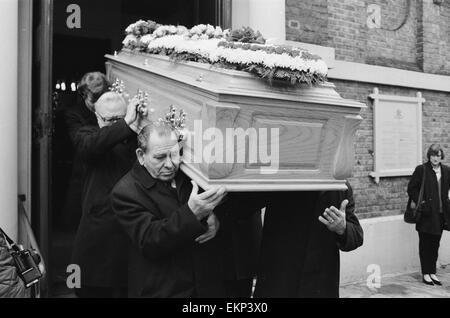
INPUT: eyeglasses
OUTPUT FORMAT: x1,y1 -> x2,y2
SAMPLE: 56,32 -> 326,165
95,112 -> 125,123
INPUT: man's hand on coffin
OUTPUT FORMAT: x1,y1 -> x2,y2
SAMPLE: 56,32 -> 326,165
318,199 -> 348,236
195,213 -> 220,244
188,181 -> 227,220
124,97 -> 142,130
128,116 -> 147,134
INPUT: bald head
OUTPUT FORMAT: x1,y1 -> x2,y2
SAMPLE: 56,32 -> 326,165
94,92 -> 127,128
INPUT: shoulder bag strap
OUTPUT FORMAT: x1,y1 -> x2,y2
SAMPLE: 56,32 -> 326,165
416,164 -> 426,210
0,226 -> 18,250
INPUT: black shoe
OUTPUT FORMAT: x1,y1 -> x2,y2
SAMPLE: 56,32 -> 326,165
423,276 -> 434,286
430,276 -> 442,286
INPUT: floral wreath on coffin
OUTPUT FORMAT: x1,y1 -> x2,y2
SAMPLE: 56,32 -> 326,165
122,20 -> 328,86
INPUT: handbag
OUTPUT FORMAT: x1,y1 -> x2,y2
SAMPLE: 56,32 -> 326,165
0,227 -> 42,288
404,164 -> 426,224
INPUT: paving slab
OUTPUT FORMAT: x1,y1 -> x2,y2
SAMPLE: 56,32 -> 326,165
340,265 -> 450,298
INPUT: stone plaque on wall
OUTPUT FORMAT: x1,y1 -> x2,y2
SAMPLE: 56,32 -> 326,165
369,88 -> 424,183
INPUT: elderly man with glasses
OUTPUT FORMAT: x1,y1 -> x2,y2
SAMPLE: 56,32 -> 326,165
71,91 -> 146,298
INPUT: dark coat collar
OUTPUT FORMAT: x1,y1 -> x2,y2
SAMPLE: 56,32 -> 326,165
424,162 -> 450,187
425,161 -> 444,170
131,162 -> 156,189
424,161 -> 446,175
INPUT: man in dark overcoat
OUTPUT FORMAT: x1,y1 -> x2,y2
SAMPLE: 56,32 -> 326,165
111,122 -> 226,298
254,182 -> 363,298
71,92 -> 144,297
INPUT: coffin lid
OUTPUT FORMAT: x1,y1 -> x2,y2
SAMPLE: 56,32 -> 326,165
106,51 -> 365,110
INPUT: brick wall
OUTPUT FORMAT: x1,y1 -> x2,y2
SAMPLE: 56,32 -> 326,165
326,0 -> 367,63
333,80 -> 450,219
418,0 -> 450,75
365,0 -> 418,71
285,0 -> 450,74
285,0 -> 328,46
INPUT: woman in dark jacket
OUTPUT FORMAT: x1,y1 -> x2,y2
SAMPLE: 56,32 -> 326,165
65,72 -> 110,142
62,72 -> 110,229
407,144 -> 450,286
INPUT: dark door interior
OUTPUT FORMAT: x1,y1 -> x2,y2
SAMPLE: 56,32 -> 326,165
32,0 -> 53,297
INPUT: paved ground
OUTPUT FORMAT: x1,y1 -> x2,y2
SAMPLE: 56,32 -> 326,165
52,266 -> 450,298
340,265 -> 450,298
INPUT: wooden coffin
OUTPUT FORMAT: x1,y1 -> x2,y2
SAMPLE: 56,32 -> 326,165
105,51 -> 365,191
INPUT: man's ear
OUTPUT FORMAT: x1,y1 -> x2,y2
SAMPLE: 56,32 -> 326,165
96,114 -> 104,128
136,148 -> 145,165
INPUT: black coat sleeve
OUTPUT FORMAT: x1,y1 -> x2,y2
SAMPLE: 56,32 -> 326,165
111,183 -> 207,260
336,183 -> 364,252
65,108 -> 86,146
76,119 -> 135,161
64,102 -> 98,146
407,165 -> 423,204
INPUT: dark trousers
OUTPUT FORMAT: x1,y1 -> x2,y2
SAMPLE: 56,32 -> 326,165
419,232 -> 442,275
75,286 -> 127,298
224,278 -> 254,298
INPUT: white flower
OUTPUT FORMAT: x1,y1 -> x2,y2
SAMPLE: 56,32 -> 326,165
262,54 -> 277,68
209,48 -> 221,63
125,20 -> 145,34
169,25 -> 177,34
122,34 -> 137,46
125,24 -> 134,34
206,24 -> 215,36
189,26 -> 200,34
140,34 -> 155,45
155,27 -> 164,37
292,57 -> 307,72
315,60 -> 328,75
213,27 -> 223,38
177,26 -> 188,35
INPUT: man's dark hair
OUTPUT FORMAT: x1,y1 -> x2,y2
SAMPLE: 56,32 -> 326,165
137,123 -> 178,153
427,143 -> 445,160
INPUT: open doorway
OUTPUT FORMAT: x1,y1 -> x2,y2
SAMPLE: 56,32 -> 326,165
32,0 -> 229,297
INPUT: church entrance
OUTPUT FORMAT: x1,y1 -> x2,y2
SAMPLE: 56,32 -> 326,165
32,0 -> 229,297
